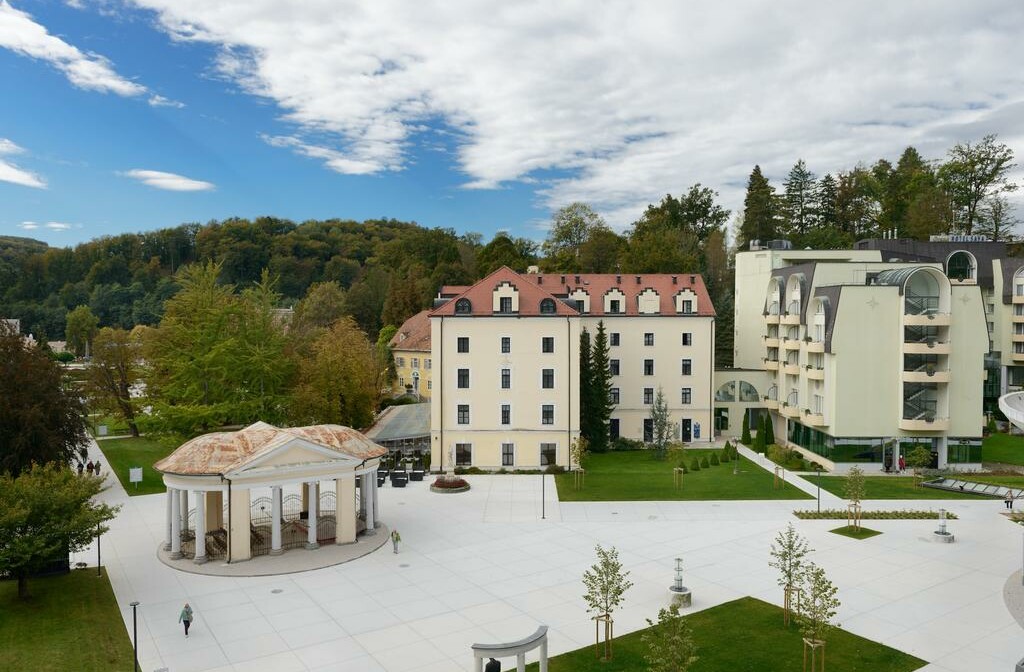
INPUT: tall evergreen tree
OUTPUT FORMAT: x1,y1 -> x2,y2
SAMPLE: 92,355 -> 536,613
739,165 -> 778,248
815,173 -> 838,229
590,321 -> 614,452
783,159 -> 817,235
579,327 -> 596,450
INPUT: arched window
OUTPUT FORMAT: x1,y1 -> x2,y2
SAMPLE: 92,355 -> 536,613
715,381 -> 736,402
738,381 -> 759,402
455,298 -> 472,314
540,298 -> 556,314
946,251 -> 976,282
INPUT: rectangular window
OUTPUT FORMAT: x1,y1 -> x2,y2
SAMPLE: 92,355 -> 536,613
501,368 -> 511,389
542,368 -> 555,389
610,359 -> 620,376
499,296 -> 513,313
681,333 -> 692,346
425,359 -> 431,370
399,376 -> 405,388
457,337 -> 469,353
427,380 -> 432,390
644,359 -> 654,375
681,359 -> 692,376
542,337 -> 554,353
412,358 -> 419,369
644,332 -> 654,346
609,418 -> 620,439
456,443 -> 472,466
502,443 -> 514,466
610,332 -> 620,346
457,368 -> 470,388
457,404 -> 470,424
396,357 -> 405,367
644,387 -> 654,404
542,404 -> 554,425
501,404 -> 511,425
610,387 -> 620,404
643,419 -> 654,442
540,442 -> 556,466
681,387 -> 692,404
610,299 -> 621,313
682,300 -> 693,313
501,336 -> 511,353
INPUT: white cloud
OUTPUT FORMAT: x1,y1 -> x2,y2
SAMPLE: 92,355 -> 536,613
128,0 -> 1024,225
44,221 -> 72,230
122,169 -> 215,191
148,94 -> 185,108
0,137 -> 46,188
0,1 -> 144,96
18,221 -> 38,230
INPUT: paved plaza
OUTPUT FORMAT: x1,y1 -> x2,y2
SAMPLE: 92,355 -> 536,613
79,439 -> 1024,672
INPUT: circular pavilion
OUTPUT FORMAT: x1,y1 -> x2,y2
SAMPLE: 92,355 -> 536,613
154,422 -> 386,565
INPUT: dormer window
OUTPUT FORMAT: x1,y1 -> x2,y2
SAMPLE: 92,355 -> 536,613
455,298 -> 472,314
499,297 -> 513,313
540,298 -> 556,314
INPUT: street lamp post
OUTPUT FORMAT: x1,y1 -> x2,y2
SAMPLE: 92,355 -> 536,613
814,464 -> 822,513
96,523 -> 101,577
542,470 -> 546,520
130,601 -> 140,672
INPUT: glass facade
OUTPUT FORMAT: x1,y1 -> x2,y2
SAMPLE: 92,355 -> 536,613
947,439 -> 982,463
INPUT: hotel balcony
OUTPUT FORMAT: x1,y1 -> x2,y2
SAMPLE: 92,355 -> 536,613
899,416 -> 950,431
903,340 -> 951,355
1014,351 -> 1024,363
806,366 -> 825,381
902,369 -> 950,384
805,340 -> 825,353
764,397 -> 779,410
780,313 -> 801,326
781,338 -> 801,351
1013,313 -> 1024,323
803,410 -> 826,426
764,359 -> 779,371
781,403 -> 800,418
763,335 -> 780,348
1013,333 -> 1024,343
1013,294 -> 1024,304
782,362 -> 801,376
904,312 -> 951,326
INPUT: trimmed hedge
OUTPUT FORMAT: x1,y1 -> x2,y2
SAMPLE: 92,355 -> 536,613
793,509 -> 958,520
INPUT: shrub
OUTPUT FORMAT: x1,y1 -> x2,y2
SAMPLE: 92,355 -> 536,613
699,456 -> 710,469
721,450 -> 731,463
793,509 -> 957,520
689,457 -> 701,472
710,453 -> 720,466
613,437 -> 646,451
431,476 -> 469,489
455,466 -> 486,475
741,414 -> 752,445
545,465 -> 566,475
679,464 -> 688,474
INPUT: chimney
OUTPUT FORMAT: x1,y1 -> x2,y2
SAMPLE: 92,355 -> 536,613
560,275 -> 565,284
635,275 -> 641,284
616,275 -> 621,284
671,276 -> 677,285
689,275 -> 696,284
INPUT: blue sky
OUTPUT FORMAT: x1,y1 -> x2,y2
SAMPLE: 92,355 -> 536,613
2,1 -> 1023,247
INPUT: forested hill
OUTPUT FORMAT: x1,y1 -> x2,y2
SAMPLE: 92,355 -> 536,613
0,217 -> 481,342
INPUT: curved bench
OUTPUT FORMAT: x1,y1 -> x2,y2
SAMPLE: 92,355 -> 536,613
472,625 -> 548,672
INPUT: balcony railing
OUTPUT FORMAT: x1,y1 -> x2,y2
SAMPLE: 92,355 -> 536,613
905,295 -> 939,315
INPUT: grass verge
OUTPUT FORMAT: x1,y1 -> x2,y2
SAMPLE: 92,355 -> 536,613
555,450 -> 811,502
815,475 -> 991,500
830,525 -> 883,540
0,569 -> 134,672
982,433 -> 1024,466
96,436 -> 176,495
523,596 -> 925,672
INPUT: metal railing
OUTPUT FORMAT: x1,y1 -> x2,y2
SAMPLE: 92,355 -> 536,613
905,295 -> 939,315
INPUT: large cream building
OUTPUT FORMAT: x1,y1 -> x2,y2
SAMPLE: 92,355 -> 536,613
729,240 -> 987,470
389,309 -> 433,399
429,267 -> 716,471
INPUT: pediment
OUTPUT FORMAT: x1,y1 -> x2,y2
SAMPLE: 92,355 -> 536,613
228,437 -> 364,477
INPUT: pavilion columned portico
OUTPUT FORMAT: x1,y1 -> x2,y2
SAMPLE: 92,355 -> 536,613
155,422 -> 386,564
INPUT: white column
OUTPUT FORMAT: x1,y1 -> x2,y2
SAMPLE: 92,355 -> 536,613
194,491 -> 207,564
169,489 -> 182,559
364,475 -> 375,534
372,474 -> 380,529
306,481 -> 319,549
270,486 -> 283,555
359,474 -> 368,518
517,652 -> 525,672
540,635 -> 548,672
163,488 -> 173,550
179,488 -> 189,533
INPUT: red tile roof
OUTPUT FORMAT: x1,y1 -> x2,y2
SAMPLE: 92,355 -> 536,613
431,267 -> 715,318
389,309 -> 431,352
430,267 -> 577,317
524,272 -> 715,317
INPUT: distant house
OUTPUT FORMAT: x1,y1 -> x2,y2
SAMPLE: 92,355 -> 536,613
1,318 -> 35,347
389,309 -> 432,399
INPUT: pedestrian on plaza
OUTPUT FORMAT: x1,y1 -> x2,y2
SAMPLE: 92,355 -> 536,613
391,529 -> 401,554
93,461 -> 101,476
86,460 -> 94,475
179,602 -> 194,637
898,455 -> 906,473
1006,490 -> 1015,510
77,462 -> 84,476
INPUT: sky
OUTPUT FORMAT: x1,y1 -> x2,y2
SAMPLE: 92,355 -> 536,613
1,1 -> 1024,248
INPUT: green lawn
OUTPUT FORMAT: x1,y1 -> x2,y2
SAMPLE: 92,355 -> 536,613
982,433 -> 1024,466
523,596 -> 925,672
555,450 -> 811,501
0,570 -> 134,672
815,476 -> 992,500
959,474 -> 1024,488
87,413 -> 134,438
831,525 -> 883,540
97,436 -> 176,495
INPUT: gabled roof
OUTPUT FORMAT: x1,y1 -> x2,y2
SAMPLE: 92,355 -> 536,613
154,421 -> 386,476
430,267 -> 577,317
524,272 -> 716,317
390,309 -> 431,352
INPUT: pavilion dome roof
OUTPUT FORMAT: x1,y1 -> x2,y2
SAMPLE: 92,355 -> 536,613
154,421 -> 387,476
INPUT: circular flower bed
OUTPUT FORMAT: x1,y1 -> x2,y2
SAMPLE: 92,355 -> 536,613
430,476 -> 471,494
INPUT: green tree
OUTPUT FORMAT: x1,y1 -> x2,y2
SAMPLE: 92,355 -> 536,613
582,544 -> 634,661
579,228 -> 624,273
0,322 -> 88,475
376,325 -> 398,388
977,195 -> 1018,242
905,445 -> 933,486
292,281 -> 346,333
739,165 -> 778,248
579,328 -> 596,449
649,387 -> 674,459
939,134 -> 1018,234
783,159 -> 817,235
844,465 -> 866,506
769,523 -> 812,625
235,271 -> 294,423
542,202 -> 608,272
476,232 -> 537,276
590,322 -> 614,452
65,304 -> 99,357
741,412 -> 752,445
815,173 -> 839,230
0,463 -> 120,599
641,603 -> 698,672
764,412 -> 776,448
835,167 -> 880,238
85,327 -> 143,437
905,184 -> 954,240
797,563 -> 841,654
755,415 -> 766,451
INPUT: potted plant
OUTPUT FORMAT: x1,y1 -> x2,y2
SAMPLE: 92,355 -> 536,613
925,362 -> 936,376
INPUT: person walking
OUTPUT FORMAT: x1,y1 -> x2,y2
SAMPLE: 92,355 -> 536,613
179,602 -> 194,637
86,460 -> 94,475
93,461 -> 101,476
898,455 -> 906,473
1006,490 -> 1015,510
391,529 -> 401,554
77,462 -> 84,476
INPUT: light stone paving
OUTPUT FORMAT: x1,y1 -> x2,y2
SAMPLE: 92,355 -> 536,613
81,439 -> 1024,672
